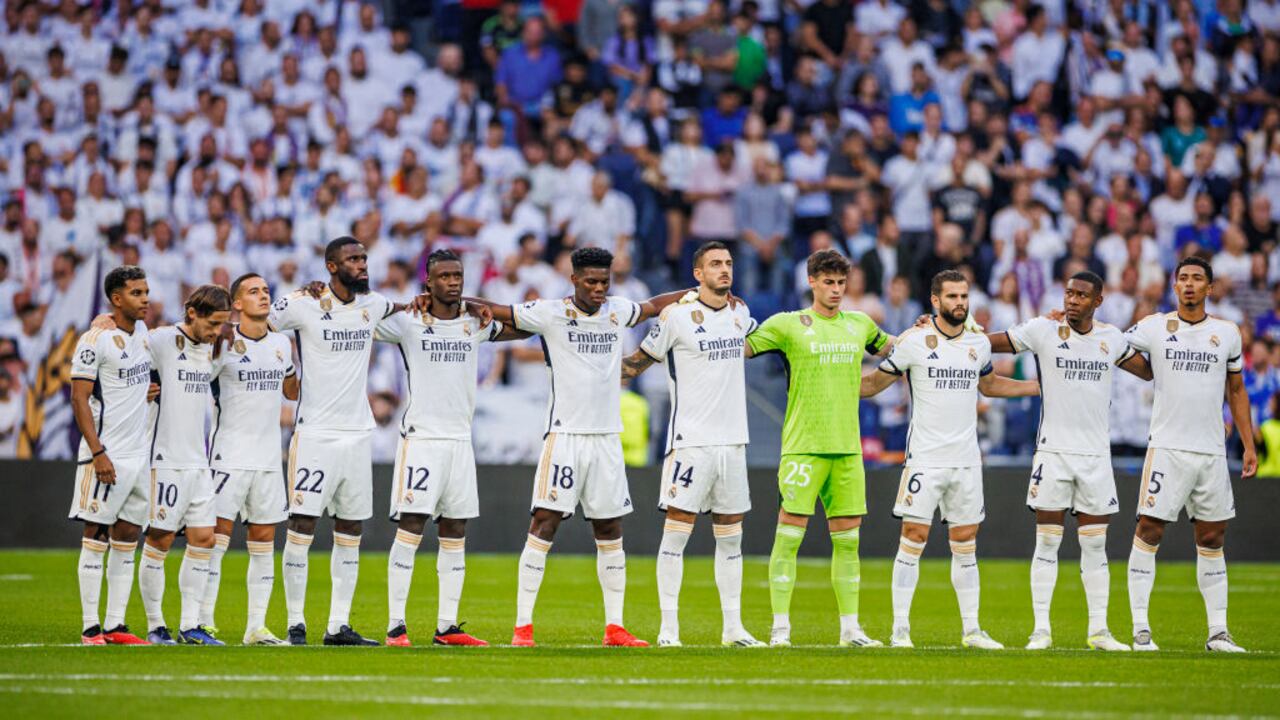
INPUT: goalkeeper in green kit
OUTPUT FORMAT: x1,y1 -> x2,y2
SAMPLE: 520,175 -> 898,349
745,250 -> 895,647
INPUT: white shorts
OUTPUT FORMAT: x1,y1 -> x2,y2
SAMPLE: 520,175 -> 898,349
1138,447 -> 1235,522
1027,451 -> 1119,516
68,454 -> 150,527
531,432 -> 632,520
286,430 -> 373,521
391,437 -> 479,521
893,465 -> 985,526
148,468 -> 216,533
658,445 -> 750,515
212,467 -> 288,525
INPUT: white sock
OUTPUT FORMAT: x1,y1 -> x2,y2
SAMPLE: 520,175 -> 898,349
387,528 -> 421,632
78,538 -> 107,630
104,539 -> 138,630
199,533 -> 230,627
516,534 -> 551,626
245,540 -> 275,632
950,539 -> 980,635
1077,524 -> 1110,636
179,545 -> 212,631
596,537 -> 626,627
1196,545 -> 1229,637
1030,524 -> 1062,633
713,522 -> 745,637
283,530 -> 312,627
328,532 -> 361,634
892,537 -> 925,630
137,543 -> 167,631
657,519 -> 693,638
437,536 -> 466,633
1127,536 -> 1157,633
839,614 -> 860,638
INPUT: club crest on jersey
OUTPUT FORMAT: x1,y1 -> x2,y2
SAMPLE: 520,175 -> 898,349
89,500 -> 99,513
1029,486 -> 1038,498
926,335 -> 937,349
320,297 -> 333,312
79,348 -> 95,365
234,339 -> 246,355
463,323 -> 472,336
157,508 -> 166,521
800,315 -> 812,327
691,309 -> 704,325
609,312 -> 619,326
361,309 -> 370,323
113,335 -> 126,350
294,492 -> 304,506
405,492 -> 414,504
548,489 -> 558,502
1100,342 -> 1109,355
1058,326 -> 1070,341
1166,318 -> 1179,333
176,335 -> 185,351
968,348 -> 977,362
275,350 -> 284,363
1210,335 -> 1220,347
733,317 -> 742,330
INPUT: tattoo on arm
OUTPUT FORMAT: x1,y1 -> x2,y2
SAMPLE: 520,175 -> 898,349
621,350 -> 657,380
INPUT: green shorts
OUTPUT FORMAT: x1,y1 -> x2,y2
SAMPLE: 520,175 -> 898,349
777,454 -> 867,518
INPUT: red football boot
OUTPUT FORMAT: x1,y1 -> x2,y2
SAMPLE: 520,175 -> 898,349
603,624 -> 649,647
511,624 -> 535,647
434,623 -> 489,646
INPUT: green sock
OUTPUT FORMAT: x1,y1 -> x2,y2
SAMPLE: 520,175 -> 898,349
830,528 -> 861,616
769,524 -> 806,615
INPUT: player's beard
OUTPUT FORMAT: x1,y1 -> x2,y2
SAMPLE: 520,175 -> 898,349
340,271 -> 370,294
941,305 -> 968,326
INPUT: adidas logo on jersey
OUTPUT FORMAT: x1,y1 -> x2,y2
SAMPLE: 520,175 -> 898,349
239,355 -> 252,364
695,326 -> 706,333
422,326 -> 435,335
554,420 -> 562,427
320,312 -> 332,321
120,351 -> 129,359
1057,342 -> 1069,350
214,454 -> 222,461
154,454 -> 163,461
177,352 -> 187,360
1166,335 -> 1178,342
927,351 -> 939,360
676,434 -> 684,441
567,319 -> 578,327
1109,497 -> 1118,506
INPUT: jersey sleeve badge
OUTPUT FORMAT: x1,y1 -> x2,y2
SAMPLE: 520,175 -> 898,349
79,347 -> 95,365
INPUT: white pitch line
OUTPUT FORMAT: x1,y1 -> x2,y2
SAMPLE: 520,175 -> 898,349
0,574 -> 32,581
0,683 -> 1261,720
0,673 -> 1277,691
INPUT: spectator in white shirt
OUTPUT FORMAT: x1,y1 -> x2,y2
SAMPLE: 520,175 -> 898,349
474,120 -> 527,193
386,166 -> 442,242
881,18 -> 937,95
565,172 -> 636,253
1011,5 -> 1065,101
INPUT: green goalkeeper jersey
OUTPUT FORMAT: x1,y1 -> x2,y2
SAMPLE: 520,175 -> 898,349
747,308 -> 889,456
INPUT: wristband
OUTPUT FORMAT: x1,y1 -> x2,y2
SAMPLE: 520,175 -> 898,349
92,447 -> 106,458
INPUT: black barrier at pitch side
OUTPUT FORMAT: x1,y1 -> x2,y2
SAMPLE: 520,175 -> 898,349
8,460 -> 1277,561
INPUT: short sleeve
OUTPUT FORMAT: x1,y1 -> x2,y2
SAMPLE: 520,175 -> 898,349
1227,326 -> 1243,373
613,297 -> 643,328
640,313 -> 675,360
739,305 -> 759,336
746,313 -> 788,355
268,293 -> 302,332
481,319 -> 505,343
277,336 -> 296,376
858,314 -> 889,354
512,299 -> 553,335
70,331 -> 102,381
374,312 -> 408,344
1124,317 -> 1152,353
1006,317 -> 1047,354
879,334 -> 914,376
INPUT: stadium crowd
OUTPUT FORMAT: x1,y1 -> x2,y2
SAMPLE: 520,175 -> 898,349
0,0 -> 1278,466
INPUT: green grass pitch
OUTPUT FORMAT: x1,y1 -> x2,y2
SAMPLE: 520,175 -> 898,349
0,549 -> 1277,718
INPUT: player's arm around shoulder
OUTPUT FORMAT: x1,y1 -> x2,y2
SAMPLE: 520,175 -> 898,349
744,310 -> 793,359
624,305 -> 678,380
863,326 -> 915,397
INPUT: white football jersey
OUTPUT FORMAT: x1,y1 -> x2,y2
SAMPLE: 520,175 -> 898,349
880,324 -> 993,467
268,287 -> 395,433
513,295 -> 643,435
209,326 -> 295,470
375,310 -> 503,440
70,323 -> 153,461
1123,312 -> 1242,455
149,325 -> 214,469
640,300 -> 756,450
1007,318 -> 1130,456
